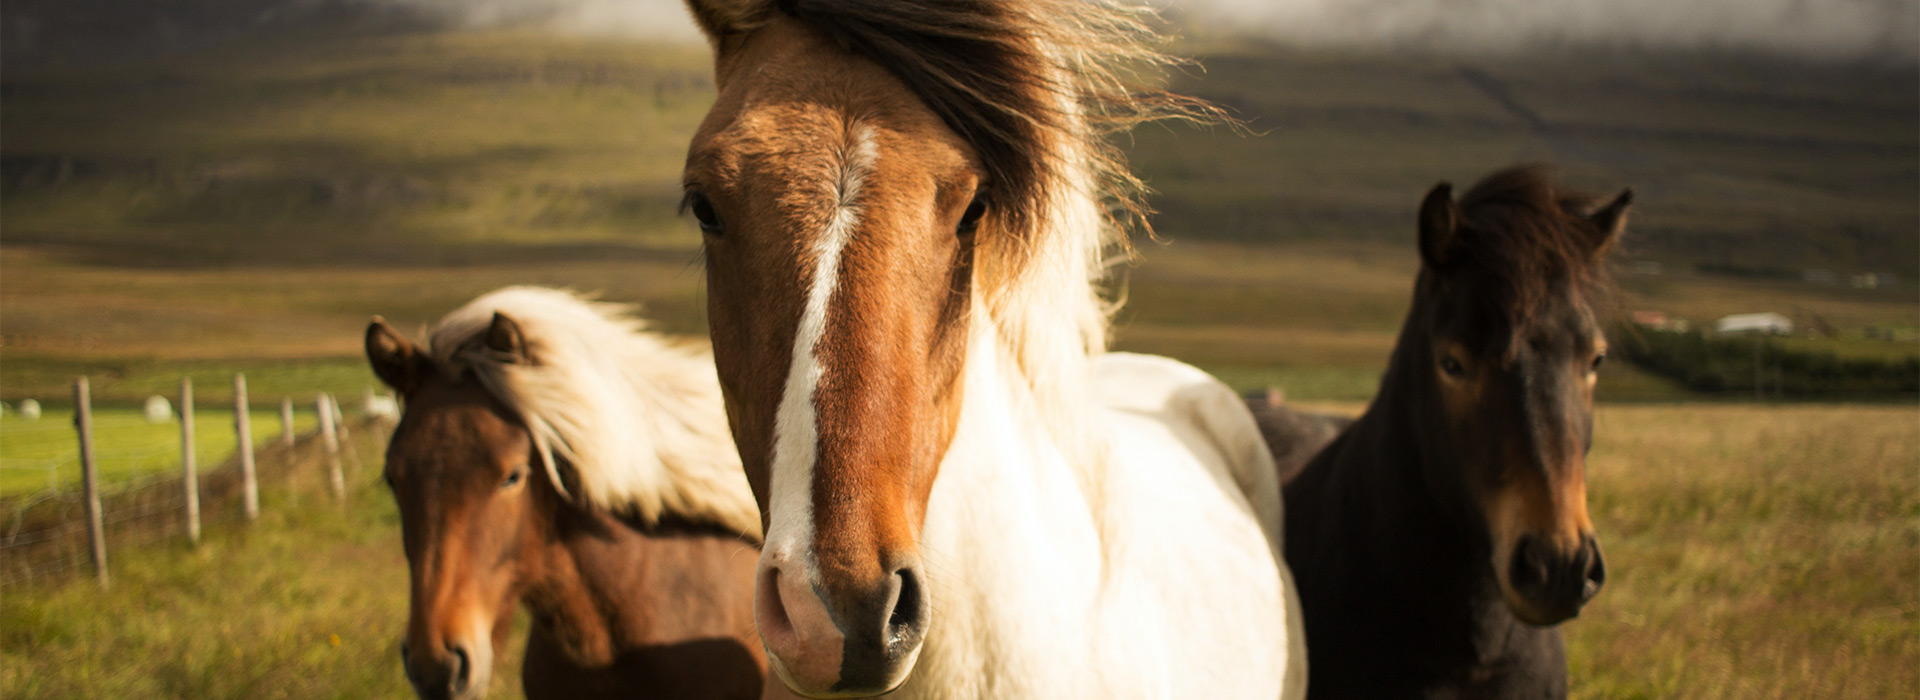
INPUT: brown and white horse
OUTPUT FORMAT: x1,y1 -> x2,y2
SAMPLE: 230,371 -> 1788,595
677,1 -> 1303,697
366,287 -> 770,700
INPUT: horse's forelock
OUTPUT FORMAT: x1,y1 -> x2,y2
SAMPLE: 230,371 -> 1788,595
775,0 -> 1217,264
1446,166 -> 1617,354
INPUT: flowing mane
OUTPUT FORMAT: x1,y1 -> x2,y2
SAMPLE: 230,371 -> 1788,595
727,0 -> 1218,456
427,287 -> 760,541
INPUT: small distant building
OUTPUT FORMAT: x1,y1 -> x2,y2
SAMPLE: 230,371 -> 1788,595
366,394 -> 399,418
1852,272 -> 1898,289
1629,310 -> 1691,333
1715,312 -> 1793,336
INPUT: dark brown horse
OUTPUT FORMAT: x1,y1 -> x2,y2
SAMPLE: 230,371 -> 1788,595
365,287 -> 772,700
1283,167 -> 1631,698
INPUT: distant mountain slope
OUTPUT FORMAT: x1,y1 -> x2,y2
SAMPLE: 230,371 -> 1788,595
2,23 -> 1914,277
2,29 -> 714,267
1129,43 -> 1919,277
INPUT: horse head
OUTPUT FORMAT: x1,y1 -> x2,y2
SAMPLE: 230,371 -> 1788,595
369,314 -> 547,700
1404,166 -> 1630,625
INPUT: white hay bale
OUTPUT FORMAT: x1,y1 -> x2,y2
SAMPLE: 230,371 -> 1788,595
17,399 -> 41,420
144,395 -> 174,423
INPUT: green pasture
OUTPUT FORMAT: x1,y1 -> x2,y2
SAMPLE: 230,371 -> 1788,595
0,408 -> 322,496
0,425 -> 444,699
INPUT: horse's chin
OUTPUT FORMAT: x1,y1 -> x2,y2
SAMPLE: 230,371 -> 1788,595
1491,558 -> 1581,626
1499,586 -> 1578,626
766,642 -> 921,699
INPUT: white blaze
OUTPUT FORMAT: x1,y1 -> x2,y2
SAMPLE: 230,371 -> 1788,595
764,125 -> 880,563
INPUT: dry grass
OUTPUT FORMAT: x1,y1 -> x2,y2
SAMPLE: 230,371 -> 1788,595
1569,404 -> 1919,698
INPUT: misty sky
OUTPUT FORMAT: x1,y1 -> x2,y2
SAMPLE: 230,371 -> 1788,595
378,0 -> 1919,61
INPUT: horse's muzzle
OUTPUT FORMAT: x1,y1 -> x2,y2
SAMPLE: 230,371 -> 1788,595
756,549 -> 929,697
1506,532 -> 1605,625
402,637 -> 491,700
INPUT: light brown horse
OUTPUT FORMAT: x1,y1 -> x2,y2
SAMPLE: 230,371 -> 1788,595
679,1 -> 1302,697
366,287 -> 770,700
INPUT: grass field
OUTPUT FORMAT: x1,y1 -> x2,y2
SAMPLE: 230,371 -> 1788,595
0,425 -> 453,699
1,402 -> 1910,698
0,409 -> 322,496
1571,404 -> 1919,698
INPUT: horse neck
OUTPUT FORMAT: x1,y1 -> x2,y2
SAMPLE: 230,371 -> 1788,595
913,318 -> 1109,664
1288,317 -> 1512,666
1294,320 -> 1483,569
516,503 -> 660,663
983,154 -> 1112,470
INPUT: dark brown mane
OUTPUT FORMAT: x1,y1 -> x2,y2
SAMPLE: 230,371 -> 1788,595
1444,165 -> 1617,353
773,0 -> 1216,242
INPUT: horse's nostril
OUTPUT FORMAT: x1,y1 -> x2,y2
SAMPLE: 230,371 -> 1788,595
399,642 -> 413,683
1581,537 -> 1607,601
1508,535 -> 1547,592
887,566 -> 928,651
448,644 -> 472,692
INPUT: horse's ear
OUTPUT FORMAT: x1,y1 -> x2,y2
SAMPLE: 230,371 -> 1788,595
366,317 -> 431,395
682,0 -> 772,46
486,312 -> 530,364
1585,188 -> 1633,258
1418,182 -> 1459,269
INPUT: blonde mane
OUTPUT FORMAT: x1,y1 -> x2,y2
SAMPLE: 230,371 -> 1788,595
428,286 -> 761,541
763,0 -> 1220,460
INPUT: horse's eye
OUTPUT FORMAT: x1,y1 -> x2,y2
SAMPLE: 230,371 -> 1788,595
501,468 -> 526,489
1590,352 -> 1607,373
957,195 -> 988,236
686,192 -> 723,236
1438,354 -> 1467,378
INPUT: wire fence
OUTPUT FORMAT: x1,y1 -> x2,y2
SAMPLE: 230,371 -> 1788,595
0,381 -> 397,590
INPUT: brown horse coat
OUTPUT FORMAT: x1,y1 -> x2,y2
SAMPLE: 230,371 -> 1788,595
368,288 -> 779,700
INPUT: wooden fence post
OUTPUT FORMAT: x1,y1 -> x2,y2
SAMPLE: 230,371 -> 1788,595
280,397 -> 295,447
180,378 -> 201,545
332,393 -> 350,442
76,377 -> 108,587
334,392 -> 364,475
319,394 -> 344,500
234,373 -> 258,521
